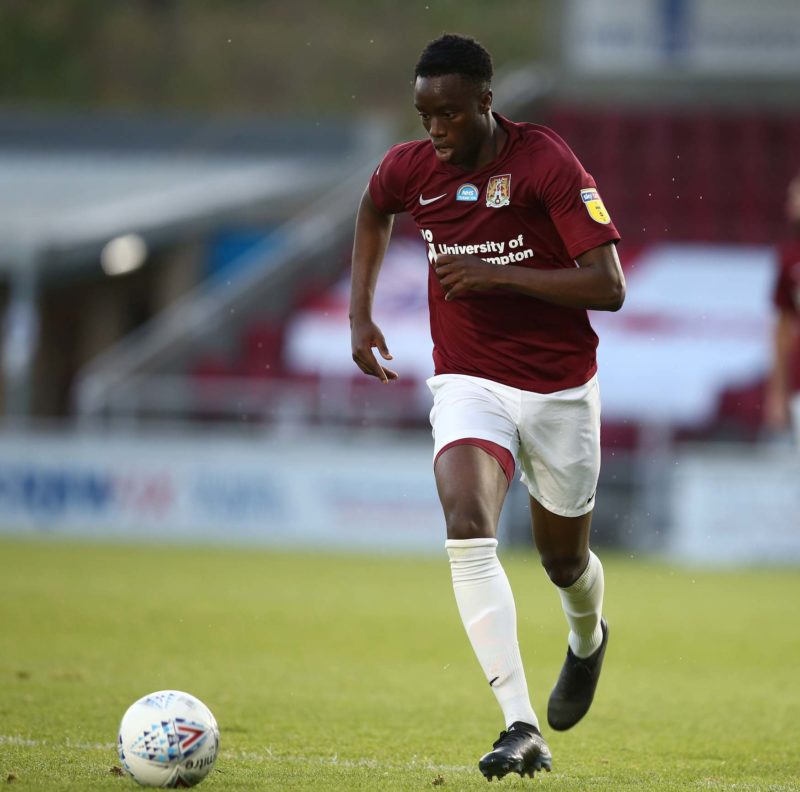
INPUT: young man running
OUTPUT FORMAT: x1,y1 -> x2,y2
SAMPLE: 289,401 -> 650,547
350,34 -> 624,780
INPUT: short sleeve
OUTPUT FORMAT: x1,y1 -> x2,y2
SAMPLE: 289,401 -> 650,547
774,246 -> 798,314
368,144 -> 411,215
537,134 -> 620,259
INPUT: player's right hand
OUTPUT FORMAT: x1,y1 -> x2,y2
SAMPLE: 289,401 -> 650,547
350,318 -> 399,383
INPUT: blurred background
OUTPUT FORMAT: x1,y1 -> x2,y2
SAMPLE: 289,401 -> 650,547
1,0 -> 799,564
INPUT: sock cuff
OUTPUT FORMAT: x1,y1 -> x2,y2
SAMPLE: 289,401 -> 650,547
445,538 -> 498,550
563,550 -> 601,594
446,537 -> 499,565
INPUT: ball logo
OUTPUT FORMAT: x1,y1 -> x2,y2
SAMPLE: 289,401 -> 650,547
176,720 -> 207,754
486,174 -> 511,208
128,718 -> 207,762
456,183 -> 479,202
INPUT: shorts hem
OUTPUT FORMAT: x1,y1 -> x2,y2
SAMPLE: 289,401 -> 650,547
526,488 -> 596,518
435,438 -> 515,486
432,428 -> 515,459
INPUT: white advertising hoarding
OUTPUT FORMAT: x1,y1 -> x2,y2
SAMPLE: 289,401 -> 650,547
668,445 -> 800,565
0,430 -> 444,553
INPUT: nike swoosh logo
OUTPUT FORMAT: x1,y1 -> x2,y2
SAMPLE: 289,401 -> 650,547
488,676 -> 500,687
419,193 -> 447,206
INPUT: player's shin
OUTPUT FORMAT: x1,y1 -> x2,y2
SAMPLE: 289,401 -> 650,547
446,538 -> 539,729
555,550 -> 604,658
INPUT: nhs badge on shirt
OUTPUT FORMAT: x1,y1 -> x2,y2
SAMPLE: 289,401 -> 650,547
456,183 -> 479,202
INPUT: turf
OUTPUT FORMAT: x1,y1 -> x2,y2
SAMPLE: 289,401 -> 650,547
0,538 -> 799,791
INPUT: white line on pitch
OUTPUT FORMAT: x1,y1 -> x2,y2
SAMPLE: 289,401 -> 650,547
0,735 -> 475,773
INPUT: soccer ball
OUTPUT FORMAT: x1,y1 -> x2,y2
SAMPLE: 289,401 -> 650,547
117,690 -> 220,787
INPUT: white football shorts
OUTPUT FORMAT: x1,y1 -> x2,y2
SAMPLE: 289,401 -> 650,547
427,373 -> 601,517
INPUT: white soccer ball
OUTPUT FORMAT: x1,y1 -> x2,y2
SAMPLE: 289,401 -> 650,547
117,690 -> 220,788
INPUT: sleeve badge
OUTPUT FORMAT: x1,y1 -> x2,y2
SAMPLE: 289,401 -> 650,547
580,188 -> 611,224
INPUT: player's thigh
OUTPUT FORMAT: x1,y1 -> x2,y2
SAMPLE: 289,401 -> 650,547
427,374 -> 519,539
434,443 -> 508,539
517,376 -> 601,519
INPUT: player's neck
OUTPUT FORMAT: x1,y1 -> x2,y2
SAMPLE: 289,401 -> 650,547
473,115 -> 507,171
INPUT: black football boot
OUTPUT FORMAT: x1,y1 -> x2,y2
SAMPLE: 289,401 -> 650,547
547,618 -> 609,731
478,721 -> 552,781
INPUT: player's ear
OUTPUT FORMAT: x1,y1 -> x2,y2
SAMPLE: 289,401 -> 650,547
479,89 -> 492,115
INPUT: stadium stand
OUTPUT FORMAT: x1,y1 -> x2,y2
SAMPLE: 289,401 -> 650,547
160,107 -> 800,442
4,76 -> 795,445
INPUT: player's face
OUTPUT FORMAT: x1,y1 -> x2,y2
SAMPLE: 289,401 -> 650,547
414,74 -> 492,169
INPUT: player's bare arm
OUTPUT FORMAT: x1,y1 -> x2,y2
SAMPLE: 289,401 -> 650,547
433,241 -> 625,311
349,188 -> 399,383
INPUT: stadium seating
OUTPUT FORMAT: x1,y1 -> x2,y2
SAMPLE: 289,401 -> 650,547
186,107 -> 800,442
546,107 -> 800,245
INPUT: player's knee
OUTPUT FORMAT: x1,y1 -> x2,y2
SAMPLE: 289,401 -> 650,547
541,553 -> 588,588
444,507 -> 494,541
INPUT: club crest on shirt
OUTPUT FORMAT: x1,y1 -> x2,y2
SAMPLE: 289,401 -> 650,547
580,188 -> 611,224
486,174 -> 511,208
456,183 -> 479,202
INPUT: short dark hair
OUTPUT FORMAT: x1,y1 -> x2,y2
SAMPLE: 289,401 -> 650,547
414,34 -> 493,88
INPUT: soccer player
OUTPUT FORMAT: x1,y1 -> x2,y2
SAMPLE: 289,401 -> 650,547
765,172 -> 800,445
349,34 -> 624,780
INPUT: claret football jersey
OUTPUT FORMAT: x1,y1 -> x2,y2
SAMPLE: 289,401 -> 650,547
369,113 -> 621,393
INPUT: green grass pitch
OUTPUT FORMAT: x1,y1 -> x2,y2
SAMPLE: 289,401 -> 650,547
1,537 -> 799,790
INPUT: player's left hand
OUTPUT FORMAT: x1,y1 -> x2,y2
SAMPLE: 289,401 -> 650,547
433,254 -> 499,301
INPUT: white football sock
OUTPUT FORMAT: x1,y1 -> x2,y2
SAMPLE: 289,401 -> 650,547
446,538 -> 539,729
556,550 -> 604,659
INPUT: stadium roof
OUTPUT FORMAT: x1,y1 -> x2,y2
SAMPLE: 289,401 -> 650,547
0,111 -> 378,274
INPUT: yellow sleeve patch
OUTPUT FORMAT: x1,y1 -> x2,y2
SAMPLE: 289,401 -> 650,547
580,188 -> 611,225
